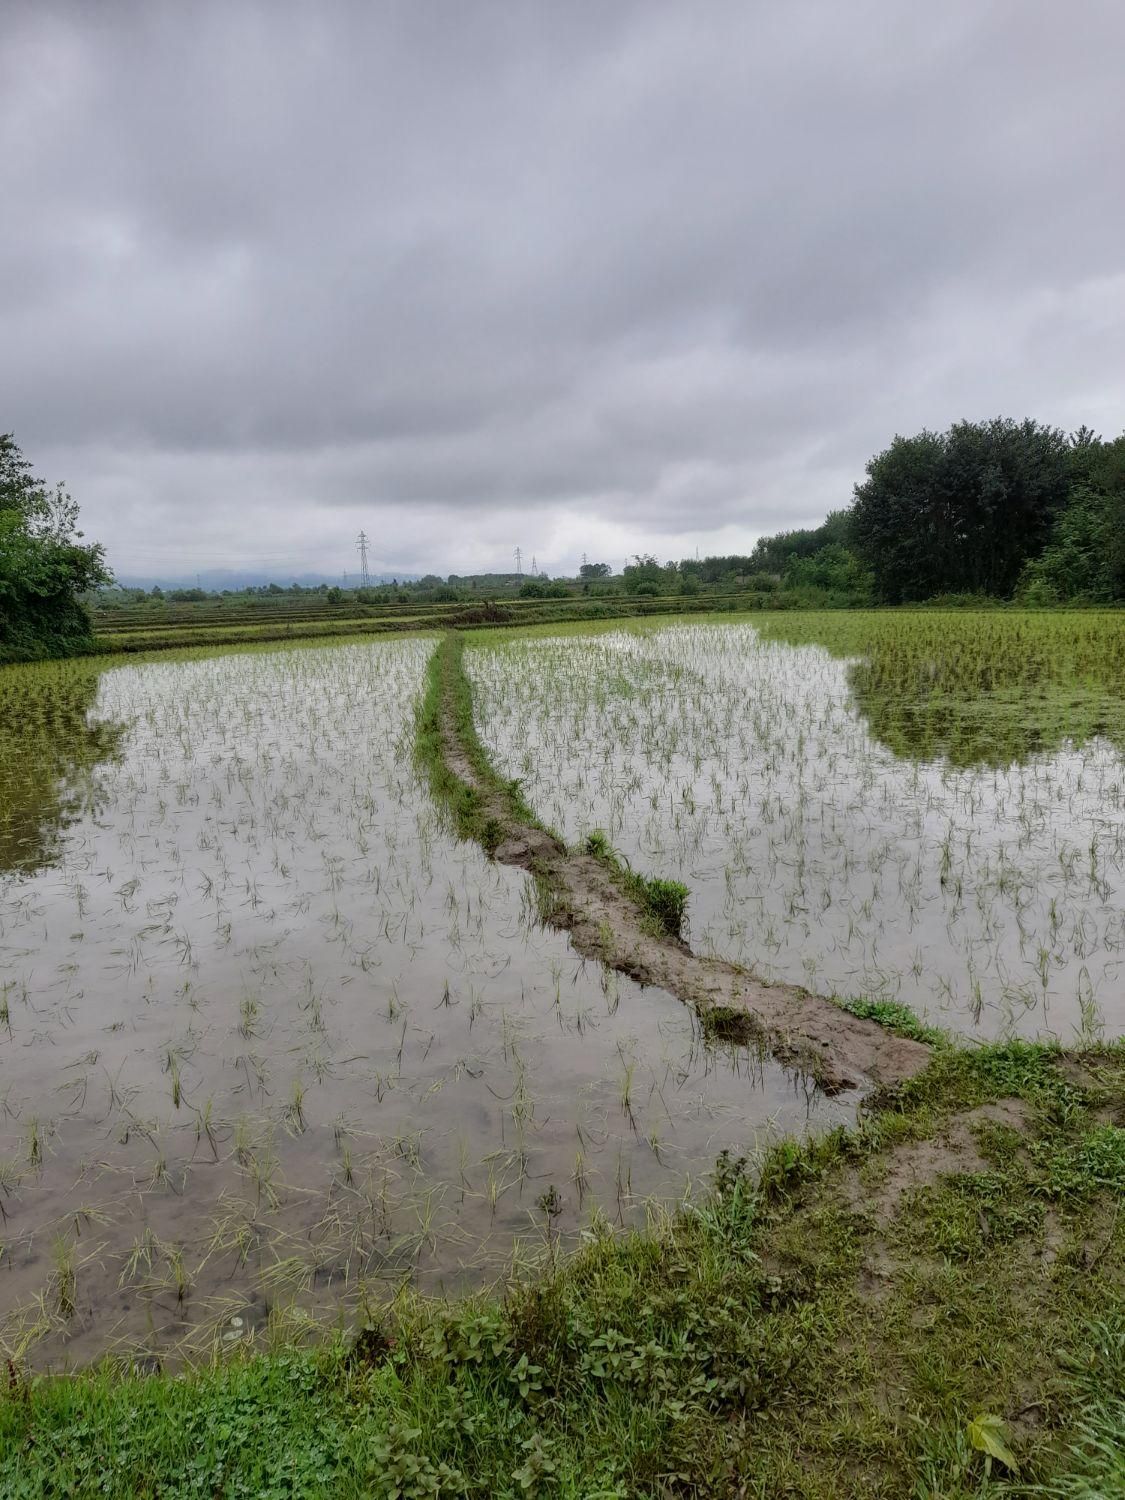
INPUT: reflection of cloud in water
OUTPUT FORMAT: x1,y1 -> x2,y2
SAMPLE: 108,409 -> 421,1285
0,638 -> 846,1368
470,622 -> 1125,1043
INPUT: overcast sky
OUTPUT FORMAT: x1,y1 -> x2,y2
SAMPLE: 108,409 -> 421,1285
2,1 -> 1123,582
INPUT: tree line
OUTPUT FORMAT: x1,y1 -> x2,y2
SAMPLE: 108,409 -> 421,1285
717,419 -> 1125,607
850,419 -> 1124,604
585,420 -> 1125,607
4,417 -> 1123,661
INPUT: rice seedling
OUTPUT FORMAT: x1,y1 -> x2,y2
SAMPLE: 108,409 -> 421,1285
618,1056 -> 636,1121
572,1148 -> 589,1203
163,1050 -> 183,1110
193,1097 -> 219,1160
119,1228 -> 159,1286
238,994 -> 260,1038
284,1079 -> 307,1135
338,1143 -> 355,1188
466,613 -> 1125,1042
165,1245 -> 191,1308
147,1146 -> 173,1192
0,632 -> 855,1364
51,1236 -> 77,1320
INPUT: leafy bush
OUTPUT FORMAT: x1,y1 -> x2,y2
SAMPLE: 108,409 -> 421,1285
0,434 -> 109,661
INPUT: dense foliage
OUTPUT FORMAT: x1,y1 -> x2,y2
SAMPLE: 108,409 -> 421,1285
1019,429 -> 1125,604
851,418 -> 1072,602
849,419 -> 1062,601
0,434 -> 109,661
746,419 -> 1125,608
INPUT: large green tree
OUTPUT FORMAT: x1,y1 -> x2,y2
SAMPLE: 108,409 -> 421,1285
1018,431 -> 1125,602
0,434 -> 110,661
851,418 -> 1072,602
622,554 -> 676,595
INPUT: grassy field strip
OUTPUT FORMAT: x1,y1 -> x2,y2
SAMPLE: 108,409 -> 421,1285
88,594 -> 765,656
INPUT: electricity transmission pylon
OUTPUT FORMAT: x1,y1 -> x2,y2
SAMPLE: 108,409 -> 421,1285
514,546 -> 522,576
356,530 -> 371,588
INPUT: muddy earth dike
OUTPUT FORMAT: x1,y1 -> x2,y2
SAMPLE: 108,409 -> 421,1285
421,633 -> 930,1095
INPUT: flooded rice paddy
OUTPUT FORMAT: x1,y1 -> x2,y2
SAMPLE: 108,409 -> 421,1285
0,639 -> 842,1368
469,617 -> 1125,1043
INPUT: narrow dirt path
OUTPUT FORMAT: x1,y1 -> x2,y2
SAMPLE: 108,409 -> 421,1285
432,635 -> 931,1094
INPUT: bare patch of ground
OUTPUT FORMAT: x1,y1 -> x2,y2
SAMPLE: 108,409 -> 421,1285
1041,1206 -> 1067,1267
846,1099 -> 1032,1222
1056,1056 -> 1105,1091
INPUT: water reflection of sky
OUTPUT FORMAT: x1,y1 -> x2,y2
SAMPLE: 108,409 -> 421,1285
471,624 -> 1125,1041
0,639 -> 846,1367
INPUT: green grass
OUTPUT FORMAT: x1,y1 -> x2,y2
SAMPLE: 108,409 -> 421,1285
751,608 -> 1125,765
92,611 -> 452,654
583,829 -> 690,940
414,632 -> 547,846
464,607 -> 1125,766
2,1040 -> 1122,1496
834,995 -> 950,1047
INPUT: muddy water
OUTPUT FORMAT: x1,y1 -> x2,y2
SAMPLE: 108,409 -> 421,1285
469,624 -> 1125,1042
0,640 -> 847,1368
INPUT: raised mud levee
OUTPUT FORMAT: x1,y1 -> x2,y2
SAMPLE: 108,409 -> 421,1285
423,635 -> 931,1094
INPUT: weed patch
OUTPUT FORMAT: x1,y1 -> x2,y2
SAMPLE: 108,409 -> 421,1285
584,830 -> 689,939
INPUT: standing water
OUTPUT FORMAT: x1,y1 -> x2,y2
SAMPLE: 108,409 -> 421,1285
0,639 -> 846,1367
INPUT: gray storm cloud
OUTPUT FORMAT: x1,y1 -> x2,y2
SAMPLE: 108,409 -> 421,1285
2,0 -> 1123,579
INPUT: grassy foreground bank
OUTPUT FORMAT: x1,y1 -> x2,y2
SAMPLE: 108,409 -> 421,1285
1,1040 -> 1122,1497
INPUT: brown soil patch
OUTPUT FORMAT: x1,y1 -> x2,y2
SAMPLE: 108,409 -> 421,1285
846,1099 -> 1032,1222
1041,1207 -> 1066,1268
966,1099 -> 1034,1132
440,665 -> 931,1095
1056,1056 -> 1105,1091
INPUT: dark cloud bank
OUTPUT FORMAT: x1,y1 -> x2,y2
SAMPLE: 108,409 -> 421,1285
2,1 -> 1122,580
